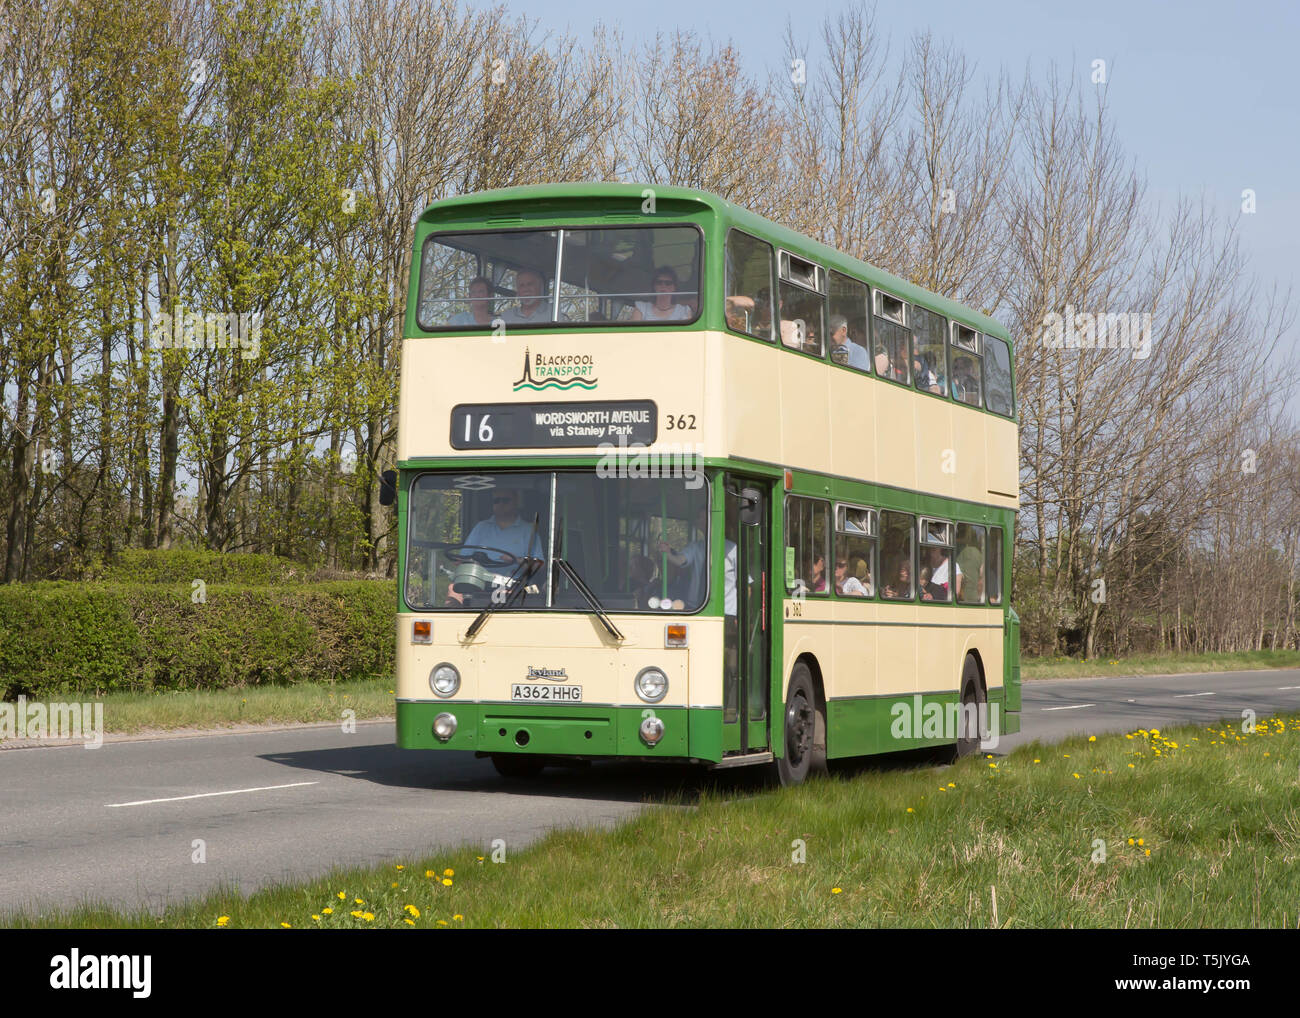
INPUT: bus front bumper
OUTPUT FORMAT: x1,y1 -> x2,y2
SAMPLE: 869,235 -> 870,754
397,700 -> 704,759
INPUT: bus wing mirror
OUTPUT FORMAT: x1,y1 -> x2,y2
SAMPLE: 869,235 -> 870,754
739,487 -> 762,526
379,469 -> 397,507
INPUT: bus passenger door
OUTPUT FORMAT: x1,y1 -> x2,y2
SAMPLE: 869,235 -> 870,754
723,475 -> 770,754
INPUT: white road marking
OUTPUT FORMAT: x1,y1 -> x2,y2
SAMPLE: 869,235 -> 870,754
1041,704 -> 1096,711
1173,692 -> 1215,698
1277,686 -> 1300,691
105,781 -> 318,808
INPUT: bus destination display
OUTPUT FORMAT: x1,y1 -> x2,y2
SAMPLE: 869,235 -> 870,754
450,401 -> 658,449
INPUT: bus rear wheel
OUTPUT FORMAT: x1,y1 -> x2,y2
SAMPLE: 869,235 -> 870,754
491,753 -> 545,779
775,663 -> 827,786
954,656 -> 985,759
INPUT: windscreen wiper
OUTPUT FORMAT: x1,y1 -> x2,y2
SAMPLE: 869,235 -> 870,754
553,557 -> 624,642
465,514 -> 541,639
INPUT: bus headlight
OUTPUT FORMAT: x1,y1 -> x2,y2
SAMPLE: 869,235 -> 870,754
635,666 -> 669,703
640,715 -> 665,745
433,713 -> 457,742
430,663 -> 461,698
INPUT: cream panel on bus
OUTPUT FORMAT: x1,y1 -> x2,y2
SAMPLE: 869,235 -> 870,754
395,614 -> 724,707
950,407 -> 988,507
914,398 -> 955,499
915,614 -> 957,694
779,354 -> 833,475
873,601 -> 919,696
986,416 -> 1019,500
874,385 -> 918,493
720,335 -> 782,461
830,600 -> 877,700
827,369 -> 877,486
397,332 -> 709,462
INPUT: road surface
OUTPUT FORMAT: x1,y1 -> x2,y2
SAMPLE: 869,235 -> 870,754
2,668 -> 1297,916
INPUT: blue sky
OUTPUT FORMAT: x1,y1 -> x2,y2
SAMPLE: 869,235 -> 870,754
512,0 -> 1300,411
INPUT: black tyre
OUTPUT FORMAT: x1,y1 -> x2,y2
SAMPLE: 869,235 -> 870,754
954,655 -> 986,759
490,753 -> 545,778
775,662 -> 827,786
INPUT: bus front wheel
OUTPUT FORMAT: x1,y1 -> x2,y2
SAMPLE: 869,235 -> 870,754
491,753 -> 545,779
775,663 -> 826,786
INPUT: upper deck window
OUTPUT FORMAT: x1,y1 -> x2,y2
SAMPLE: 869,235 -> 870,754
418,225 -> 702,331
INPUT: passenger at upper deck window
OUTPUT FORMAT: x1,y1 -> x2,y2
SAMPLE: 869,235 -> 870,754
828,315 -> 870,371
500,268 -> 557,324
631,267 -> 693,321
449,275 -> 494,327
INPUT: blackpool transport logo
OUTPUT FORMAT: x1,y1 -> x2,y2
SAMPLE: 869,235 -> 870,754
512,346 -> 599,392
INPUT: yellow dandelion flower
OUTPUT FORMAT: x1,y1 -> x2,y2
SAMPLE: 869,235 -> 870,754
947,782 -> 955,787
988,762 -> 997,769
355,898 -> 364,905
362,912 -> 374,921
831,887 -> 842,894
444,868 -> 454,877
454,914 -> 463,921
437,920 -> 449,926
216,916 -> 230,927
1127,838 -> 1134,845
391,882 -> 399,888
1033,758 -> 1040,763
312,915 -> 321,921
906,807 -> 914,813
351,911 -> 363,918
323,907 -> 333,915
396,865 -> 405,871
280,922 -> 291,929
1072,773 -> 1080,779
442,878 -> 453,886
1137,838 -> 1143,846
1144,849 -> 1151,857
1088,735 -> 1096,742
337,892 -> 346,900
405,905 -> 420,918
404,919 -> 415,926
426,869 -> 436,878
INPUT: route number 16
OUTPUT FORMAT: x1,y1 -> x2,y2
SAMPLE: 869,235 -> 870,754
462,413 -> 493,444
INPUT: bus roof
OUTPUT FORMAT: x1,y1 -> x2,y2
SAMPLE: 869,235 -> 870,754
420,182 -> 1011,343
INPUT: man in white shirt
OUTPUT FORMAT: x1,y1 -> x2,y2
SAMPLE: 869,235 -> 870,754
500,268 -> 554,324
446,488 -> 544,605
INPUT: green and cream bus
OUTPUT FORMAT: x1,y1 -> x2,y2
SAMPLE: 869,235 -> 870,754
391,183 -> 1021,784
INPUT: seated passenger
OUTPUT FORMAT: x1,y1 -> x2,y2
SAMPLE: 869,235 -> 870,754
828,315 -> 870,371
924,545 -> 951,600
500,268 -> 555,324
448,275 -> 494,327
632,267 -> 693,321
912,350 -> 941,393
809,551 -> 828,592
882,558 -> 912,599
835,557 -> 869,597
951,355 -> 979,402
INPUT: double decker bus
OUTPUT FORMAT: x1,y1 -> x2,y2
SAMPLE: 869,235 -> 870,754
391,183 -> 1020,784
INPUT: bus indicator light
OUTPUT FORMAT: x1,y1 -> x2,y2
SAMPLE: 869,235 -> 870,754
665,624 -> 688,648
784,469 -> 793,490
412,620 -> 432,644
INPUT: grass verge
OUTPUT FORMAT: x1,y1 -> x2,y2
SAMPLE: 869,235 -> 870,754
9,712 -> 1299,928
1023,649 -> 1300,680
0,677 -> 392,741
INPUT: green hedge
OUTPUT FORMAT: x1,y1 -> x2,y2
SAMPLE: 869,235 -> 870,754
101,549 -> 306,585
0,580 -> 396,698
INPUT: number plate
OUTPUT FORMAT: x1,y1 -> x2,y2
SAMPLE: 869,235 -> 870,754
511,683 -> 583,702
